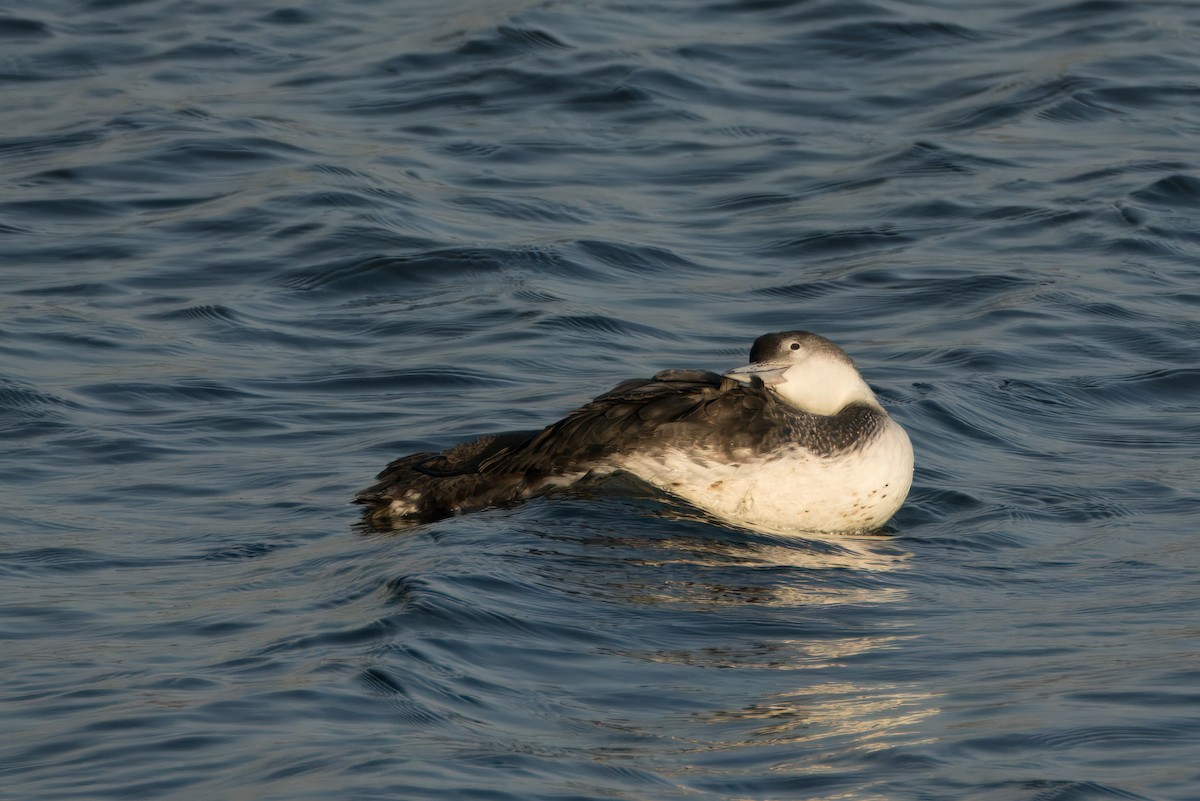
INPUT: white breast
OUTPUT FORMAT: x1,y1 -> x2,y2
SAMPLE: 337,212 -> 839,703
610,418 -> 913,535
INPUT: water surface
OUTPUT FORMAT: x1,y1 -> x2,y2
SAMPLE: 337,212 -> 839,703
2,0 -> 1199,798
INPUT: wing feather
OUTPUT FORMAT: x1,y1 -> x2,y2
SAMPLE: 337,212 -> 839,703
488,370 -> 797,473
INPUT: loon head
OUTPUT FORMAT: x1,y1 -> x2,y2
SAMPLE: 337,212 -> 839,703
723,331 -> 882,416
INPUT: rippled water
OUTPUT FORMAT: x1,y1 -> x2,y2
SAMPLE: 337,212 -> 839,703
3,0 -> 1200,798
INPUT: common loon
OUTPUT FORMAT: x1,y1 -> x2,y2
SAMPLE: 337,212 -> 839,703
356,331 -> 914,534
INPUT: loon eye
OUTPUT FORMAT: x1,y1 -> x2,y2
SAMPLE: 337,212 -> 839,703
790,342 -> 800,350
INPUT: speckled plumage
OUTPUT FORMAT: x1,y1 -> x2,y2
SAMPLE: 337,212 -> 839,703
356,331 -> 913,534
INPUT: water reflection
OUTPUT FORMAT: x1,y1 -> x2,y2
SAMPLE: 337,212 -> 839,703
366,501 -> 939,793
549,522 -> 941,782
671,680 -> 941,801
699,681 -> 940,750
534,516 -> 914,612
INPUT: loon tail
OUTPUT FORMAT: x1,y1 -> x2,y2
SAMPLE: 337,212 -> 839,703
354,430 -> 544,525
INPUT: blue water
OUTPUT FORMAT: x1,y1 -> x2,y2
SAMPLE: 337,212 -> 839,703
3,0 -> 1200,798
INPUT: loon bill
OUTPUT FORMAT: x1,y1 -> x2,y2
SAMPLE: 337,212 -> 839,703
356,331 -> 914,534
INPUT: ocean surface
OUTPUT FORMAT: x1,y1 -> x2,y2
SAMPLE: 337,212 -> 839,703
3,0 -> 1199,798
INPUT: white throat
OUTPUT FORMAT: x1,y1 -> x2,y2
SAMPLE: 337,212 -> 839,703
772,359 -> 882,416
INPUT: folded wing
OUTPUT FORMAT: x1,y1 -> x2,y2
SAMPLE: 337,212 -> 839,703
355,369 -> 798,523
